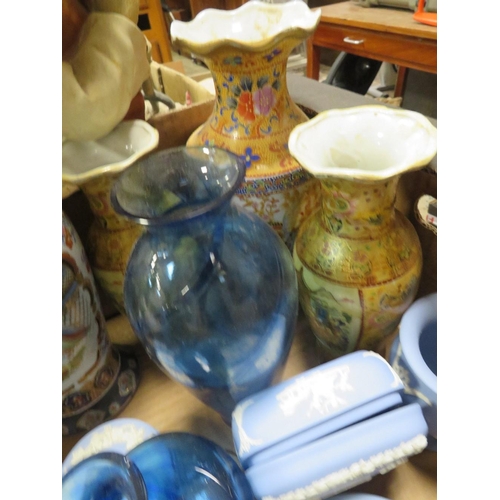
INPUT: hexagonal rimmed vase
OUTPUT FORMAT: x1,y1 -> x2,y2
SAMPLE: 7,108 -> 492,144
288,105 -> 437,359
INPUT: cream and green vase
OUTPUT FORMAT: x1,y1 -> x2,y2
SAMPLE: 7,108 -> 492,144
62,120 -> 159,343
288,105 -> 437,359
170,1 -> 321,245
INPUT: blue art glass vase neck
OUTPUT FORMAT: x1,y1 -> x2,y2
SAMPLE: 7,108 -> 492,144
110,146 -> 246,229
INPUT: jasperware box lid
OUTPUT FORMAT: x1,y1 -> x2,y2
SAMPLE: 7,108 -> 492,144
232,350 -> 404,468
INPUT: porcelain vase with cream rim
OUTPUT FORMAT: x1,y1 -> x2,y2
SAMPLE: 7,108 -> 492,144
62,120 -> 159,330
170,1 -> 321,245
288,105 -> 437,359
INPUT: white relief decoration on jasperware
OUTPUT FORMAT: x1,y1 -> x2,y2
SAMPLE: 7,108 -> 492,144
261,434 -> 428,500
276,364 -> 353,417
363,350 -> 402,388
233,399 -> 264,457
391,343 -> 433,406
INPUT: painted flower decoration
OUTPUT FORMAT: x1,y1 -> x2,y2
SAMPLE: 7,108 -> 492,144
240,147 -> 260,168
228,75 -> 279,123
237,91 -> 256,122
253,86 -> 276,116
264,48 -> 282,62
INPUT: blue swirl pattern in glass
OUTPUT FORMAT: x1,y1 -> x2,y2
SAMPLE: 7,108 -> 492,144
111,147 -> 298,423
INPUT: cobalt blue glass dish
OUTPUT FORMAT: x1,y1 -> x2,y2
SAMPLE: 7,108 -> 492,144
62,433 -> 254,500
62,451 -> 148,500
127,432 -> 255,500
110,146 -> 298,423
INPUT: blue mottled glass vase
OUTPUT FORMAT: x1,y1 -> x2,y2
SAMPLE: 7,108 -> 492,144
111,146 -> 298,423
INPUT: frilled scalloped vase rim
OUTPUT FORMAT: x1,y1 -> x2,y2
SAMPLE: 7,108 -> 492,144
62,120 -> 159,185
170,0 -> 321,56
288,105 -> 437,182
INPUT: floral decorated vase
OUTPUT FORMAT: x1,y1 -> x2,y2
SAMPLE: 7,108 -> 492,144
62,120 -> 159,323
110,146 -> 299,424
288,105 -> 437,359
63,212 -> 139,435
170,1 -> 322,245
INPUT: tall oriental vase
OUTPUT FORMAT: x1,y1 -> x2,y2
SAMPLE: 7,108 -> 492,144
170,1 -> 321,243
62,212 -> 139,435
288,105 -> 438,359
62,120 -> 159,323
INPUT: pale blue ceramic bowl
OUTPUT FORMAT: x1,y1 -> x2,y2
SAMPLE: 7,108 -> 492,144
62,418 -> 158,476
389,293 -> 437,446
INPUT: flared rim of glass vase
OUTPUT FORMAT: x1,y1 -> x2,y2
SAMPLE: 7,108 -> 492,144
110,146 -> 246,226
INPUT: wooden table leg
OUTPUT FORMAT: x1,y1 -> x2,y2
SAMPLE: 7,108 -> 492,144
394,66 -> 408,98
306,38 -> 321,80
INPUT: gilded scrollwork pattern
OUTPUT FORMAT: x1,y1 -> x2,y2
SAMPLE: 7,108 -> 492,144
294,176 -> 423,358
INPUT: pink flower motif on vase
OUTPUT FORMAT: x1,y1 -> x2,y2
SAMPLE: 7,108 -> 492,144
253,86 -> 276,116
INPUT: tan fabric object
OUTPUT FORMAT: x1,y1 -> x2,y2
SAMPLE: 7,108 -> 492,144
62,12 -> 150,141
83,0 -> 140,23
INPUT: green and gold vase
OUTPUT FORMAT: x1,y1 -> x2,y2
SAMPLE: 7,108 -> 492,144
288,105 -> 437,359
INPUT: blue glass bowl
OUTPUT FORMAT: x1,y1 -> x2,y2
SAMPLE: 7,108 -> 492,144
62,451 -> 147,500
127,433 -> 255,500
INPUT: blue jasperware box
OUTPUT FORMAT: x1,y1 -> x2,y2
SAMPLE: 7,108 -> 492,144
232,350 -> 428,499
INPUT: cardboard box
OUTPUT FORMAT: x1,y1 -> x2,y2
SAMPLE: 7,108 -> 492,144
147,61 -> 215,151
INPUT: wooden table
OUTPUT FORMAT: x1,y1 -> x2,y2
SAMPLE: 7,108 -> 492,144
62,78 -> 437,499
62,314 -> 437,499
306,1 -> 437,97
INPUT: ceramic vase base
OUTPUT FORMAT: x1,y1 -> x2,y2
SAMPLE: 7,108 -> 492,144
62,348 -> 140,436
313,327 -> 398,362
